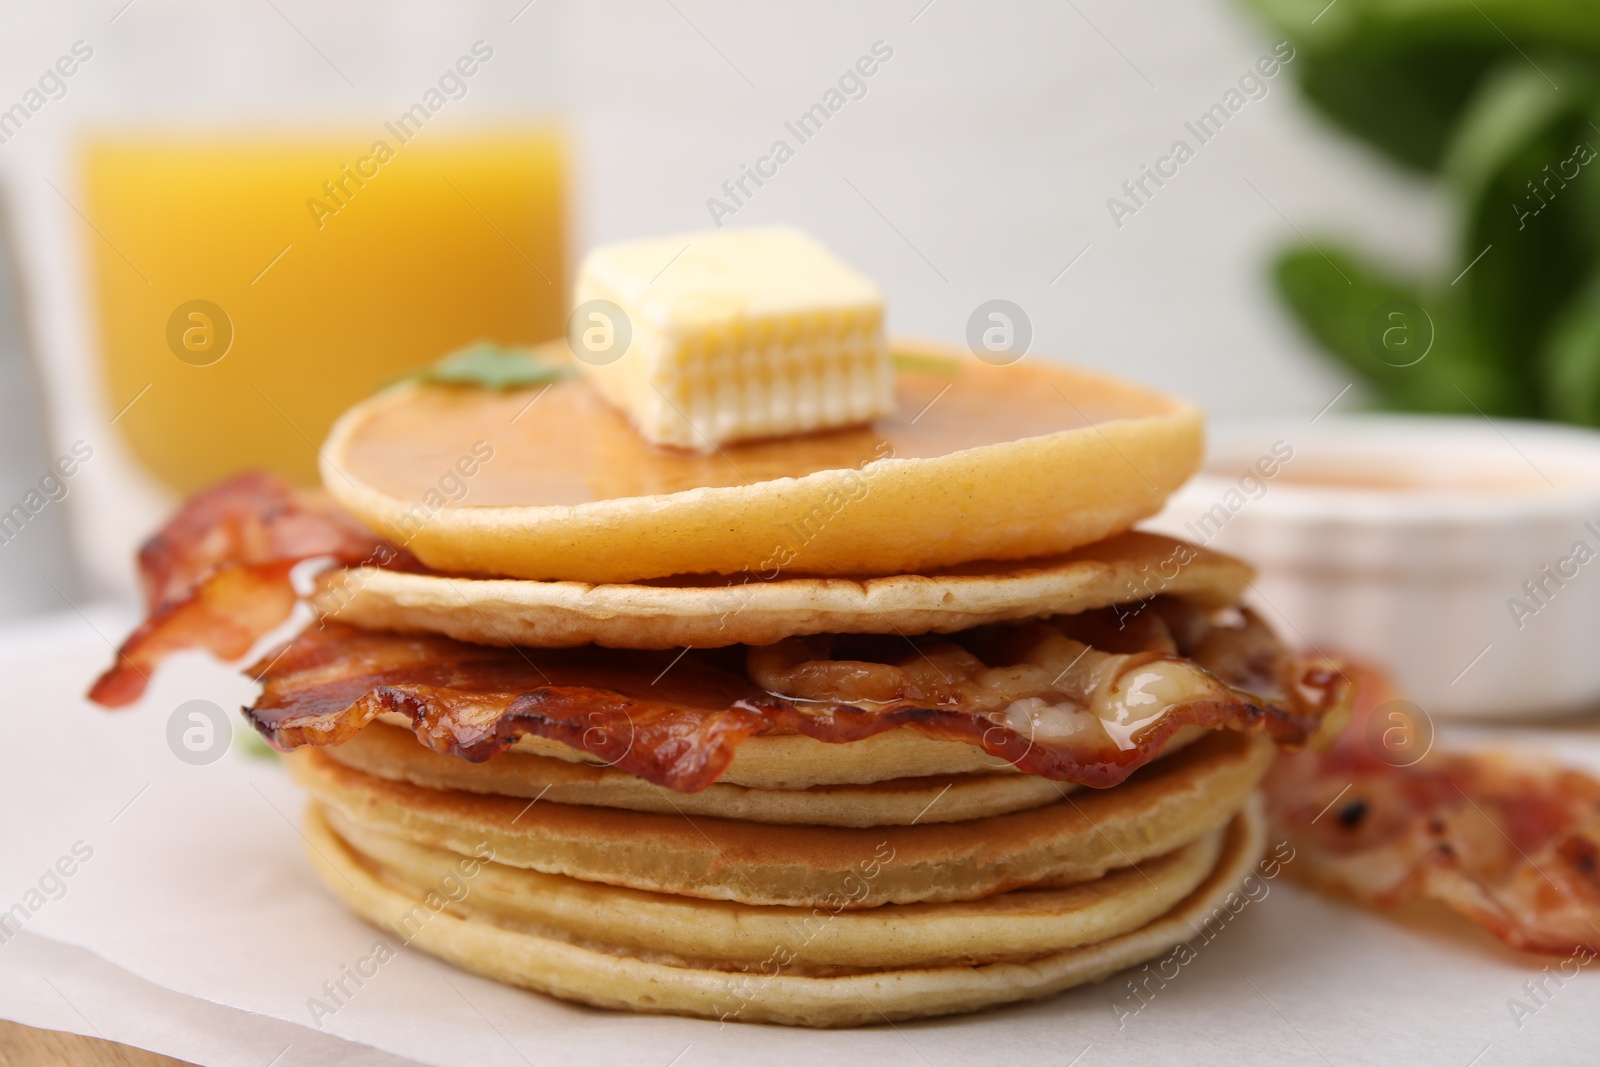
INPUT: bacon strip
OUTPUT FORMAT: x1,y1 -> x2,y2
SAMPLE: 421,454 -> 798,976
1265,670 -> 1600,956
89,472 -> 408,706
244,607 -> 1347,793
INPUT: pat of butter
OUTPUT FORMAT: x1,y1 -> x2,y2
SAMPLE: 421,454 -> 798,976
571,226 -> 893,450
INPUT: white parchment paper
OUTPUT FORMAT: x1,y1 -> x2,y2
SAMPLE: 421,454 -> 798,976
2,607 -> 1597,1067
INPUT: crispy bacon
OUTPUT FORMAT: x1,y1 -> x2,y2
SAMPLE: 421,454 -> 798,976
244,605 -> 1347,793
1265,670 -> 1600,955
89,472 -> 407,706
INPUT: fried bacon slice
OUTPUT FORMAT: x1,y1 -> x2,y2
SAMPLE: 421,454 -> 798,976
1265,671 -> 1600,955
243,602 -> 1347,793
89,472 -> 407,707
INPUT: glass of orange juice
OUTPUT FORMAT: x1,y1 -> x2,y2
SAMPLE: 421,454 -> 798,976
83,132 -> 565,493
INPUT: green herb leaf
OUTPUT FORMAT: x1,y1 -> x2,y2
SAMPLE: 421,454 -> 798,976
1241,0 -> 1600,172
1294,46 -> 1501,173
1540,266 -> 1600,425
407,342 -> 574,391
237,730 -> 280,762
892,351 -> 962,376
1273,244 -> 1521,414
1242,0 -> 1600,425
1447,59 -> 1600,415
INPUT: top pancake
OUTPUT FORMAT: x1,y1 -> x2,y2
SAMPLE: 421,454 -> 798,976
321,344 -> 1202,583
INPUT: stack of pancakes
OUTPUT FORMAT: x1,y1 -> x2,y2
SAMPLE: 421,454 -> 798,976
251,349 -> 1340,1027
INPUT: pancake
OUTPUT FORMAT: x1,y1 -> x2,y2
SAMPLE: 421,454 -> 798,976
331,720 -> 1210,825
286,729 -> 1272,907
320,345 -> 1202,583
314,530 -> 1250,651
302,792 -> 1267,1027
326,721 -> 1068,826
319,804 -> 1225,968
388,714 -> 1026,789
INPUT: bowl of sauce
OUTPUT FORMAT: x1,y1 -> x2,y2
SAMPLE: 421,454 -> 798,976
1148,414 -> 1600,719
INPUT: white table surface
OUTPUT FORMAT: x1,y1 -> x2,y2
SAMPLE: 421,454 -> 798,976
3,605 -> 1597,1067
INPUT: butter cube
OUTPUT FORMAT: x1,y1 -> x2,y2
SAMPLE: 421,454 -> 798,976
571,226 -> 893,450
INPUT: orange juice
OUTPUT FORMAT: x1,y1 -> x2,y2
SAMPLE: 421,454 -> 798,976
83,133 -> 565,493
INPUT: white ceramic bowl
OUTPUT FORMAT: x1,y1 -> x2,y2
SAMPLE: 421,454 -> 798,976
1146,414 -> 1600,719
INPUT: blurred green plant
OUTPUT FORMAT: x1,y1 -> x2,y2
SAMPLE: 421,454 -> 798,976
1243,0 -> 1600,422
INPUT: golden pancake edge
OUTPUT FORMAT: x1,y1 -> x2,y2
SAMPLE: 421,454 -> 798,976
288,729 -> 1272,908
304,793 -> 1266,1027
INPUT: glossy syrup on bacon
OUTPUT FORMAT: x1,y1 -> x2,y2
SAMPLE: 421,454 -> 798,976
242,602 -> 1345,794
